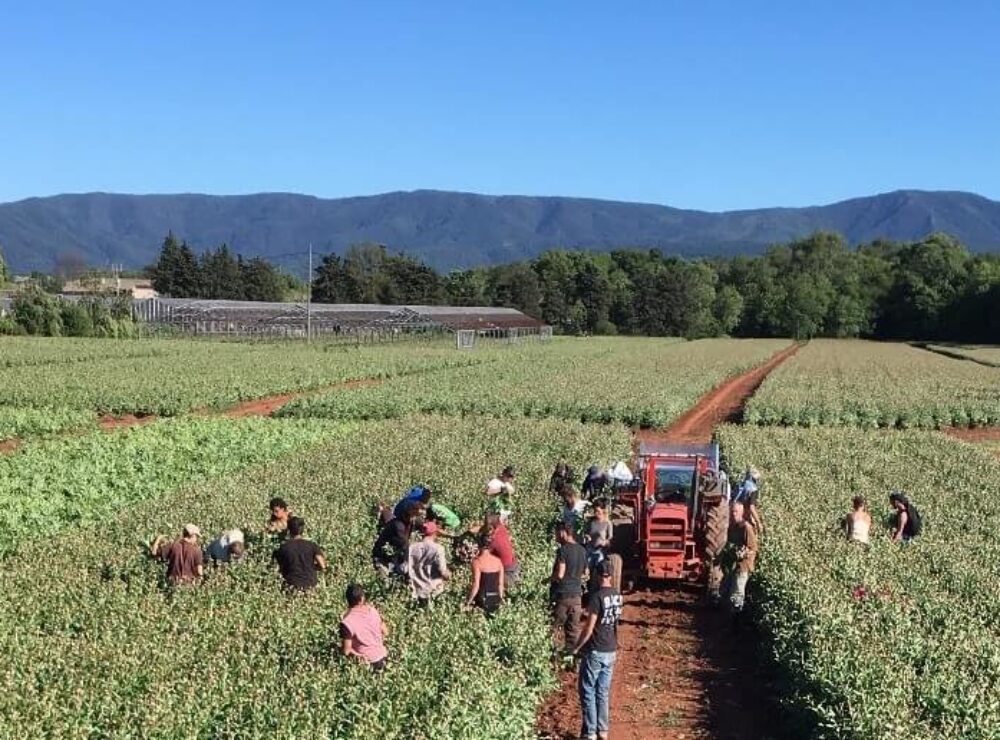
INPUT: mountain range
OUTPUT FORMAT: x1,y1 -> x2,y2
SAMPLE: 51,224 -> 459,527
2,189 -> 999,274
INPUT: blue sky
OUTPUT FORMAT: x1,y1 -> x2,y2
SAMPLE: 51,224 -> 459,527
2,1 -> 998,210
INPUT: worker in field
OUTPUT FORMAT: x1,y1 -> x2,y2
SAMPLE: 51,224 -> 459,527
273,517 -> 327,592
426,501 -> 462,532
842,495 -> 872,545
724,502 -> 758,616
733,467 -> 764,533
581,465 -> 608,499
206,528 -> 247,564
339,583 -> 389,672
464,530 -> 504,616
585,500 -> 614,595
392,484 -> 432,521
551,521 -> 588,658
571,558 -> 623,740
266,497 -> 292,537
373,504 -> 415,577
560,484 -> 589,541
549,461 -> 575,493
408,521 -> 452,606
150,524 -> 204,585
484,512 -> 520,587
889,491 -> 922,543
486,465 -> 516,524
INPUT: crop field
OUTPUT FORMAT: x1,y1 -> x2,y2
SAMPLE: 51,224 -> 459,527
926,343 -> 1000,367
0,339 -> 481,416
0,416 -> 629,739
0,417 -> 354,555
718,425 -> 1000,738
745,339 -> 1000,428
278,337 -> 790,427
3,333 -> 1000,739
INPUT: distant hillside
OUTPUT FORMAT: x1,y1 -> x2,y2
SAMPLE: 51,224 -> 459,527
2,189 -> 999,273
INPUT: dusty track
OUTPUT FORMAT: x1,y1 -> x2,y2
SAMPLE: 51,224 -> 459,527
0,377 -> 385,456
217,377 -> 381,418
538,343 -> 800,740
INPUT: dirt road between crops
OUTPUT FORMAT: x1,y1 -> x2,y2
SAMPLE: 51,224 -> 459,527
219,377 -> 382,418
537,343 -> 800,740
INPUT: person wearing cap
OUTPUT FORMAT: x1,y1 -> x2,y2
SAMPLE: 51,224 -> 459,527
392,485 -> 432,521
572,558 -> 623,740
581,465 -> 608,499
485,466 -> 516,524
205,528 -> 247,564
407,520 -> 452,605
339,583 -> 389,672
266,497 -> 292,537
426,502 -> 462,532
273,517 -> 327,592
151,524 -> 204,585
733,470 -> 763,533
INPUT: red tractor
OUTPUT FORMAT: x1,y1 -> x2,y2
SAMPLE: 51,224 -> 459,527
606,442 -> 729,591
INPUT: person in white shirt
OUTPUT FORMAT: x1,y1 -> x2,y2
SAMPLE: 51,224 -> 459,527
486,465 -> 516,524
206,528 -> 246,564
407,521 -> 451,605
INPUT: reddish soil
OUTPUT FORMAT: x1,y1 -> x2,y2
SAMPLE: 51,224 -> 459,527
640,343 -> 801,446
0,438 -> 22,456
537,343 -> 800,740
217,377 -> 382,419
98,413 -> 158,431
943,426 -> 1000,443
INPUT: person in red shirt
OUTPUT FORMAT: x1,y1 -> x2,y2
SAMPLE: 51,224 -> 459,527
484,513 -> 520,587
339,583 -> 389,672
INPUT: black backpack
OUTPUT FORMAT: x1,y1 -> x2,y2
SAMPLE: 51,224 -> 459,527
906,504 -> 923,537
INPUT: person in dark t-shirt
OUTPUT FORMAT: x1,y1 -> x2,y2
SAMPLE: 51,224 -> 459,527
273,517 -> 326,592
572,558 -> 622,740
550,522 -> 588,653
372,507 -> 414,577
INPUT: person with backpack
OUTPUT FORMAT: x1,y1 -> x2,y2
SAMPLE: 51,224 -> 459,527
889,491 -> 922,542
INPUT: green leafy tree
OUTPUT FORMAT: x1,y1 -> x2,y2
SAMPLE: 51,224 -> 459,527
150,233 -> 200,297
12,287 -> 63,336
0,243 -> 10,285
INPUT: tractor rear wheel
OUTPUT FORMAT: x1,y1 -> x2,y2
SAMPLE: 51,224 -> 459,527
703,501 -> 730,560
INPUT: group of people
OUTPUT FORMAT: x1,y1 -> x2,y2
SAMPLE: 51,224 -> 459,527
843,490 -> 923,544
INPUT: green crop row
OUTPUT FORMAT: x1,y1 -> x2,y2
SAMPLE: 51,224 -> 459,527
0,417 -> 353,555
0,405 -> 96,442
278,337 -> 791,427
718,425 -> 1000,739
0,416 -> 630,739
0,336 -> 195,368
0,339 -> 487,416
745,339 -> 1000,429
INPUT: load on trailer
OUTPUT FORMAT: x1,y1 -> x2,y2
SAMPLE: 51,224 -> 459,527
606,442 -> 728,590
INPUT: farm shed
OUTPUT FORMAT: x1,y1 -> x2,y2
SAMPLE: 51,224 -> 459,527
132,297 -> 550,342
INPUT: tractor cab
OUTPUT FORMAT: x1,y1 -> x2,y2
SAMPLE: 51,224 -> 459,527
610,441 -> 724,585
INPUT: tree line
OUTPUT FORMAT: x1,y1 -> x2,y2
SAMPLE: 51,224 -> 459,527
123,231 -> 1000,342
149,234 -> 302,302
308,233 -> 999,341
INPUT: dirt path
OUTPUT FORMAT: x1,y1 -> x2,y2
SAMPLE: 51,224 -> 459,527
217,377 -> 382,418
0,377 -> 385,456
538,343 -> 799,740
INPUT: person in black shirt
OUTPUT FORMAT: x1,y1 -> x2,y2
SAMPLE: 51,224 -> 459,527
273,517 -> 327,592
550,522 -> 588,656
572,558 -> 622,740
372,506 -> 415,577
